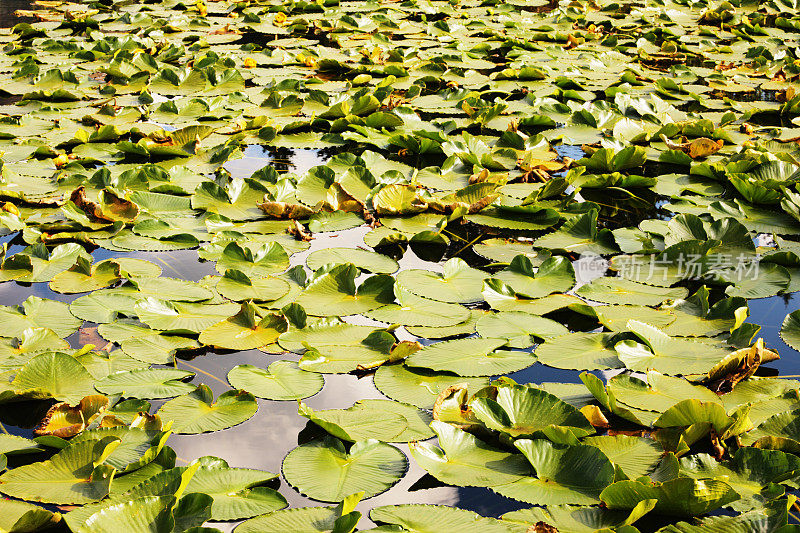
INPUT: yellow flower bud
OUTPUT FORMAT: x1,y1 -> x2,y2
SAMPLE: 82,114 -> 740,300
53,154 -> 69,168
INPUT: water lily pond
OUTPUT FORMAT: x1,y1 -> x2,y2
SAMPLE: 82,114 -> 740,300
1,0 -> 800,531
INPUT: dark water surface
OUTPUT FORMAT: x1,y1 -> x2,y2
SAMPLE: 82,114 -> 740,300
0,0 -> 34,28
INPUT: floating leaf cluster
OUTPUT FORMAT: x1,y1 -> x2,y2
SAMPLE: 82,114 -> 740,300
0,0 -> 800,530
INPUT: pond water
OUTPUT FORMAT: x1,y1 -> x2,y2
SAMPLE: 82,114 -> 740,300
0,0 -> 33,28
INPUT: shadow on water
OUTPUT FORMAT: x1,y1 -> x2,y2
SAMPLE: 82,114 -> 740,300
0,0 -> 34,28
747,293 -> 800,377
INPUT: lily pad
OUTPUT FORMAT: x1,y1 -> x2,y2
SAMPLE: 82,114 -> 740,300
410,421 -> 530,487
306,248 -> 399,274
373,364 -> 489,409
282,436 -> 408,502
475,312 -> 569,349
365,286 -> 470,327
0,438 -> 115,504
470,383 -> 595,439
293,264 -> 395,316
157,385 -> 258,434
535,333 -> 625,371
11,352 -> 95,404
405,338 -> 536,377
600,477 -> 739,517
184,459 -> 287,520
199,303 -> 288,351
396,258 -> 487,303
577,277 -> 689,306
615,320 -> 734,375
227,361 -> 323,401
491,439 -> 615,506
370,504 -> 527,533
298,399 -> 434,443
493,256 -> 575,299
94,368 -> 196,399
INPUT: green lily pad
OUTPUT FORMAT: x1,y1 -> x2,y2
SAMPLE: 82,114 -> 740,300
475,311 -> 569,349
283,436 -> 407,502
608,372 -> 722,414
216,242 -> 290,277
94,368 -> 196,399
577,277 -> 689,306
0,327 -> 69,361
78,494 -> 212,533
215,270 -> 291,302
396,258 -> 487,303
0,438 -> 115,504
470,383 -> 595,439
493,256 -> 575,299
473,239 -> 550,264
298,399 -> 434,443
491,439 -> 615,506
0,297 -> 82,339
370,504 -> 527,533
49,257 -> 122,294
97,320 -> 200,364
306,248 -> 399,274
405,338 -> 536,377
278,321 -> 382,353
227,361 -> 323,401
11,351 -> 95,404
373,364 -> 489,409
615,320 -> 733,375
583,435 -> 665,480
680,447 -> 800,512
293,264 -> 395,316
409,421 -> 530,487
405,309 -> 485,339
533,210 -> 618,255
199,303 -> 288,351
780,309 -> 800,352
600,477 -> 739,517
534,332 -> 624,371
501,501 -> 655,532
365,286 -> 470,327
184,459 -> 287,520
0,500 -> 62,533
134,298 -> 240,334
157,384 -> 258,434
236,500 -> 362,533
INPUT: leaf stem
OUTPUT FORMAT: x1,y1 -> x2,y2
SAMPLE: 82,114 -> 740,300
151,252 -> 183,278
441,228 -> 470,244
453,232 -> 486,257
176,359 -> 229,387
